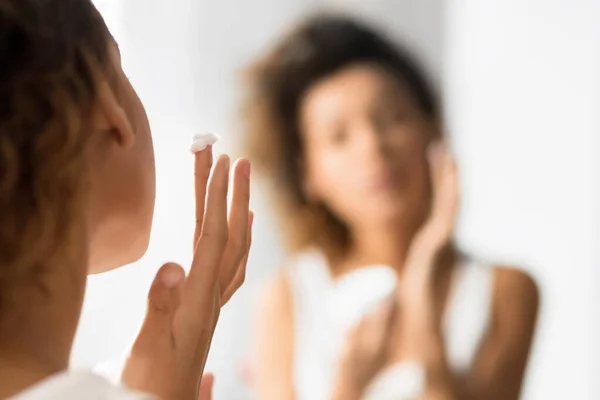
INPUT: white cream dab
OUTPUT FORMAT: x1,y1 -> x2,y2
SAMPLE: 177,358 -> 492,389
189,132 -> 220,153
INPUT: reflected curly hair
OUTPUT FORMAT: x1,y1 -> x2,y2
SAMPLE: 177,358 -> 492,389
242,15 -> 439,257
0,0 -> 113,283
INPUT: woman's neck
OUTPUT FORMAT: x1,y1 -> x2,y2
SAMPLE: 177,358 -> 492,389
329,219 -> 419,277
0,256 -> 88,398
352,228 -> 411,269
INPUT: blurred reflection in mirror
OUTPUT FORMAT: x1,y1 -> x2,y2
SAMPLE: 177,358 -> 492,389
242,15 -> 538,400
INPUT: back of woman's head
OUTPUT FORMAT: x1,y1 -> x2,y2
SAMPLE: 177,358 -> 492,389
243,15 -> 439,256
0,0 -> 112,275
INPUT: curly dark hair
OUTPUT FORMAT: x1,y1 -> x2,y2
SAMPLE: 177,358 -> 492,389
243,15 -> 440,257
0,0 -> 113,282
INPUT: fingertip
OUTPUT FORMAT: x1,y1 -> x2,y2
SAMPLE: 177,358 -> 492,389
205,373 -> 215,386
199,373 -> 215,400
159,263 -> 185,288
235,158 -> 251,180
200,372 -> 215,389
145,263 -> 184,319
214,154 -> 231,186
219,154 -> 231,169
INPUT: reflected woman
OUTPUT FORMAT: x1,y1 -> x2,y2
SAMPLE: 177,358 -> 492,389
243,15 -> 539,400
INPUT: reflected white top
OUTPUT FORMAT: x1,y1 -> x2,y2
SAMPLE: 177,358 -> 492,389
286,251 -> 494,400
328,265 -> 396,333
9,370 -> 154,400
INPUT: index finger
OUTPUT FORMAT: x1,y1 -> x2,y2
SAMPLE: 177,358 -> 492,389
194,145 -> 214,248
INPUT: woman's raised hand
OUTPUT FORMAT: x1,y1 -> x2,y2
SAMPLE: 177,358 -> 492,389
122,145 -> 252,399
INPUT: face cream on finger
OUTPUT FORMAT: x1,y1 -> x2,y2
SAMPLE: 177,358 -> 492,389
190,132 -> 220,153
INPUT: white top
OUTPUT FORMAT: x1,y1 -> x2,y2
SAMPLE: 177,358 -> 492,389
287,251 -> 494,400
9,370 -> 154,400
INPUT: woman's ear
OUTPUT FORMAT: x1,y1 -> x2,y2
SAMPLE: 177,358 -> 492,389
93,81 -> 135,149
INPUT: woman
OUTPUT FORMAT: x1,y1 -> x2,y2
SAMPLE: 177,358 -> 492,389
244,15 -> 539,400
0,0 -> 251,399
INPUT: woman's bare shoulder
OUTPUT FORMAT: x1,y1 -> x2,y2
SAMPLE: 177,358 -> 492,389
491,265 -> 540,332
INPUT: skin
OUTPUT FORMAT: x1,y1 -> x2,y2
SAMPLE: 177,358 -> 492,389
0,41 -> 252,400
256,64 -> 539,400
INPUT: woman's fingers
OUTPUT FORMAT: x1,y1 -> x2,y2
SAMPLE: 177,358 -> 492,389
427,142 -> 458,226
182,155 -> 230,335
194,146 -> 214,248
124,150 -> 251,400
222,210 -> 254,304
410,141 -> 459,255
219,159 -> 251,300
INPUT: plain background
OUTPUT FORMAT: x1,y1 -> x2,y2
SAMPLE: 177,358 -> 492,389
74,0 -> 600,398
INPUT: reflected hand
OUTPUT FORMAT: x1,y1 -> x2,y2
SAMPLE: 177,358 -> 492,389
121,146 -> 253,400
400,141 -> 458,331
334,298 -> 398,398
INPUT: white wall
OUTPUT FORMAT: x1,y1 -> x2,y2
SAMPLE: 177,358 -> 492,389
446,1 -> 600,399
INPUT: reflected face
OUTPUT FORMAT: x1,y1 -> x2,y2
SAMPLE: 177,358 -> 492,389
299,63 -> 435,229
88,43 -> 155,273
